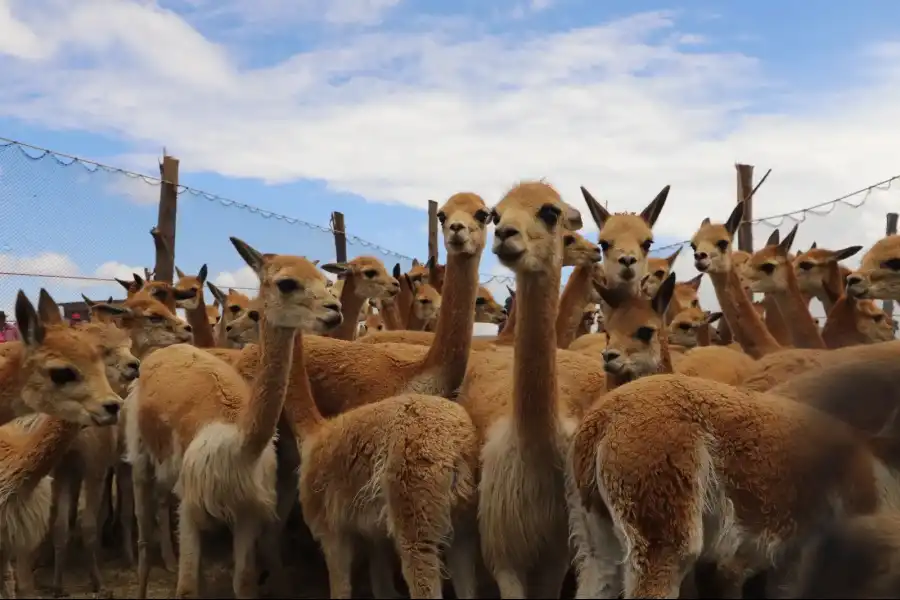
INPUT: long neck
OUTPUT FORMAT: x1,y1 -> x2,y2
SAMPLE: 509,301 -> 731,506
772,267 -> 826,349
281,331 -> 325,438
329,276 -> 365,341
821,296 -> 865,348
420,250 -> 483,393
658,330 -> 673,374
185,294 -> 216,348
556,265 -> 593,349
380,300 -> 403,330
716,318 -> 734,345
697,324 -> 711,346
513,266 -> 560,441
0,345 -> 25,422
215,313 -> 230,347
396,278 -> 414,329
12,417 -> 82,493
495,296 -> 518,344
238,319 -> 297,458
708,268 -> 781,359
818,263 -> 845,313
763,294 -> 792,346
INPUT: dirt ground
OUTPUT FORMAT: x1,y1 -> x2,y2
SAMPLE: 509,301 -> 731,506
31,525 -> 335,599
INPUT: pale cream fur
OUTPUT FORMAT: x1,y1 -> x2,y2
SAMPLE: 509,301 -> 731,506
455,181 -> 624,598
127,240 -> 342,599
0,290 -> 126,599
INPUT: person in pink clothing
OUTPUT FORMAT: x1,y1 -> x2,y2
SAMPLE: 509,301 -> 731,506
0,311 -> 20,342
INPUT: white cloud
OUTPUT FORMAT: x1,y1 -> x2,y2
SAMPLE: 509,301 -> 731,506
0,252 -> 146,316
1,3 -> 900,320
211,265 -> 258,291
166,0 -> 402,28
105,173 -> 160,206
94,260 -> 148,283
0,0 -> 46,59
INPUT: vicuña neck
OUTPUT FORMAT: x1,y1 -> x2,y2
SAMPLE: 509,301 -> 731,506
513,266 -> 560,441
763,294 -> 792,346
821,296 -> 863,348
185,295 -> 216,348
282,330 -> 325,438
772,268 -> 826,349
556,265 -> 594,349
329,276 -> 364,341
239,318 -> 297,458
708,268 -> 781,359
13,417 -> 82,495
420,250 -> 483,394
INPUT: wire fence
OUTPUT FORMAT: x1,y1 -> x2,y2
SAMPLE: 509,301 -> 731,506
0,138 -> 428,317
0,136 -> 898,323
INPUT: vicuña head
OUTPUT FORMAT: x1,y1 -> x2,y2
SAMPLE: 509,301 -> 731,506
668,307 -> 722,348
855,299 -> 896,342
439,191 -> 492,256
320,256 -> 400,300
793,242 -> 862,299
126,273 -> 172,305
413,282 -> 441,321
740,224 -> 800,294
207,282 -> 252,324
475,285 -> 506,324
847,235 -> 900,300
173,264 -> 209,310
225,297 -> 261,347
641,247 -> 682,296
595,272 -> 676,381
229,236 -> 343,332
206,300 -> 221,328
580,184 -> 670,287
69,298 -> 140,393
15,289 -> 123,426
563,231 -> 603,267
91,295 -> 193,355
691,202 -> 744,274
361,311 -> 385,335
493,180 -> 582,272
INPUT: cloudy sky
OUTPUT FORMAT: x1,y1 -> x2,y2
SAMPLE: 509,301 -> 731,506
1,0 -> 899,331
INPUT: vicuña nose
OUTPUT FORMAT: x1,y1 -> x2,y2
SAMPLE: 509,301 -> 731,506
602,349 -> 621,362
495,225 -> 519,241
102,401 -> 121,416
449,223 -> 465,233
694,252 -> 708,261
324,301 -> 342,313
618,256 -> 637,267
846,274 -> 864,286
183,324 -> 193,333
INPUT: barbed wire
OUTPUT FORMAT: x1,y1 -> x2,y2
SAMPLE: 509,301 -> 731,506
0,136 -> 520,281
2,137 -> 898,289
651,174 -> 900,254
0,137 -> 416,262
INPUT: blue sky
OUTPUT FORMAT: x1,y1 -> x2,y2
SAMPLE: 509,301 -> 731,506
1,0 -> 899,320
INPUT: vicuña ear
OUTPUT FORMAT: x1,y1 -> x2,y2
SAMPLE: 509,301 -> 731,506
724,202 -> 745,236
652,272 -> 677,316
321,262 -> 352,279
580,186 -> 610,230
206,281 -> 227,305
229,237 -> 266,273
776,224 -> 799,256
639,184 -> 670,228
37,289 -> 63,325
15,291 -> 45,347
175,266 -> 186,279
197,264 -> 208,284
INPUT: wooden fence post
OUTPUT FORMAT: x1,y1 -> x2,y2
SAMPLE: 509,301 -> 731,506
332,211 -> 347,263
428,200 -> 439,264
151,154 -> 179,312
885,212 -> 898,320
736,163 -> 755,253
